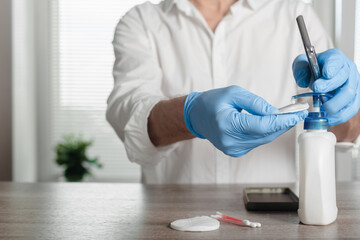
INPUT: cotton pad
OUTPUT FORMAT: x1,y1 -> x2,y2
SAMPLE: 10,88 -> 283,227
274,102 -> 309,115
170,216 -> 220,232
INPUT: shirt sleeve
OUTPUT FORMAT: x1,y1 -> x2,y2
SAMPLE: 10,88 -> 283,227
106,6 -> 180,167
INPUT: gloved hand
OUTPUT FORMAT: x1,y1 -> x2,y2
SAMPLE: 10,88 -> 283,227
183,85 -> 308,157
293,48 -> 360,126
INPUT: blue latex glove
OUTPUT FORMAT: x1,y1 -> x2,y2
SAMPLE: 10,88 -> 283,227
293,48 -> 360,126
183,85 -> 308,157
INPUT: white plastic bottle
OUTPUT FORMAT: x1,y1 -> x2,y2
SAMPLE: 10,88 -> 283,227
296,98 -> 338,225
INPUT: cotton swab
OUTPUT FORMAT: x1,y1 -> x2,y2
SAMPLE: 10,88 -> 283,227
210,212 -> 261,228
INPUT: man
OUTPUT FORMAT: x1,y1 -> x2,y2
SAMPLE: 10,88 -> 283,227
107,0 -> 360,184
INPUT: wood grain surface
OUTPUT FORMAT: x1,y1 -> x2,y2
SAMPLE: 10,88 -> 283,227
0,182 -> 360,239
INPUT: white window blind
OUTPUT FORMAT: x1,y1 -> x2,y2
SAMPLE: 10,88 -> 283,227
49,0 -> 159,182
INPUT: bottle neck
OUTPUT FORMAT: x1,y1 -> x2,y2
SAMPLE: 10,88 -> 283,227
305,129 -> 328,133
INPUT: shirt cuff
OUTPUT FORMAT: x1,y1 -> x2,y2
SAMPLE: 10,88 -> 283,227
123,96 -> 180,167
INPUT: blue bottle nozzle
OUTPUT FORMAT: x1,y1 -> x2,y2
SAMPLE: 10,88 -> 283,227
292,93 -> 332,130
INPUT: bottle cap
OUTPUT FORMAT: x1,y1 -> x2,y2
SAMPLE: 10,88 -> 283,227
304,112 -> 329,130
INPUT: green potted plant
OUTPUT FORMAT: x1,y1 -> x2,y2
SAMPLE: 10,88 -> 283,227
55,134 -> 102,182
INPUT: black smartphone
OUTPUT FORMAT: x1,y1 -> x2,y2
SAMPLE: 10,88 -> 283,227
243,187 -> 299,211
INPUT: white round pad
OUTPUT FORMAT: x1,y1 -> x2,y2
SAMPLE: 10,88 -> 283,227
275,102 -> 309,115
170,216 -> 220,232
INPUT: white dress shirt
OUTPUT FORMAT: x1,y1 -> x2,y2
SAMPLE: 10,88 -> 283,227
107,0 -> 332,184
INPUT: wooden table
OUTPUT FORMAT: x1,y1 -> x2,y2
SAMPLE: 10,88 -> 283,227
0,182 -> 360,239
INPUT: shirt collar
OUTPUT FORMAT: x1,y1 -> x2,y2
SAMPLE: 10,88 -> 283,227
163,0 -> 191,14
246,0 -> 267,10
163,0 -> 267,13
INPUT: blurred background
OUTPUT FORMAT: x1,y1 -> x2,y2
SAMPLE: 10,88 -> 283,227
0,0 -> 359,183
